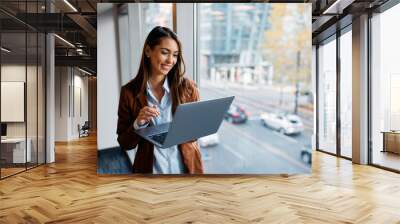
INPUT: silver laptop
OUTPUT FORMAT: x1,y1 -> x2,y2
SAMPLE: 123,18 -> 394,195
135,96 -> 234,148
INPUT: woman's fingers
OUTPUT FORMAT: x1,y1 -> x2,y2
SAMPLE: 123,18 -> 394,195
145,106 -> 160,116
144,110 -> 158,117
137,106 -> 160,124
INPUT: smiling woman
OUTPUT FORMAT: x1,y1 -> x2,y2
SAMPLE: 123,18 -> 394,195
98,3 -> 313,175
116,26 -> 203,174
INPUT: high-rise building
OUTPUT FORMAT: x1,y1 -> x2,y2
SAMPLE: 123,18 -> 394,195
199,3 -> 272,84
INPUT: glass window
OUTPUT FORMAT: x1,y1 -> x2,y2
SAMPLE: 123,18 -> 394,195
318,36 -> 337,155
116,3 -> 173,84
340,28 -> 352,158
198,3 -> 313,173
142,3 -> 173,37
371,3 -> 400,171
27,31 -> 38,170
1,31 -> 28,177
0,1 -> 46,179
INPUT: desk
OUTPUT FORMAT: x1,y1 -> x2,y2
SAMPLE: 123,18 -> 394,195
381,131 -> 400,154
1,138 -> 31,163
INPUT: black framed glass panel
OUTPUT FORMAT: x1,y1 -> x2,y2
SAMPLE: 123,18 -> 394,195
0,0 -> 46,179
1,30 -> 28,178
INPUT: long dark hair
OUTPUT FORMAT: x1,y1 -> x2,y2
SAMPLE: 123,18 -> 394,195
133,26 -> 187,112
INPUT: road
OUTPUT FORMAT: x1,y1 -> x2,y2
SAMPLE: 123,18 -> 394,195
198,81 -> 313,174
199,80 -> 314,132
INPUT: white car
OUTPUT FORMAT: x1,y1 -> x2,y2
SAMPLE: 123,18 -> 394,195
260,112 -> 304,135
198,133 -> 219,147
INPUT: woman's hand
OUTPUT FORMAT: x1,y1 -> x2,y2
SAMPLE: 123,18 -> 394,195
136,105 -> 160,126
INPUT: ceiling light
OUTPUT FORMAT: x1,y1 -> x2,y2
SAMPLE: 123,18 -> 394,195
54,34 -> 75,48
1,47 -> 11,53
322,0 -> 355,15
63,0 -> 78,12
78,67 -> 92,76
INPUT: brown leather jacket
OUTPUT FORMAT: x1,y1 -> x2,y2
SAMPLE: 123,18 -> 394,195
117,77 -> 204,174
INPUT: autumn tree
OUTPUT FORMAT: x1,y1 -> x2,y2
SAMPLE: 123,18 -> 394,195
262,4 -> 311,90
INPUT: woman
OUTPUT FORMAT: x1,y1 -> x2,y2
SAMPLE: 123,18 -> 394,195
117,26 -> 204,174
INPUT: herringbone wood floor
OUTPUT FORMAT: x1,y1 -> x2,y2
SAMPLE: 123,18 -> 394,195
1,135 -> 400,223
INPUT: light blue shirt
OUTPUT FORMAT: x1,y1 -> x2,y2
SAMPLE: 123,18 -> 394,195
133,78 -> 185,174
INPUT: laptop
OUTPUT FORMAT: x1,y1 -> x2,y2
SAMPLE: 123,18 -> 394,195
135,96 -> 234,148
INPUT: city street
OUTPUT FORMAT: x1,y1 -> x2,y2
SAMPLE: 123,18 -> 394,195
199,79 -> 314,131
199,81 -> 313,174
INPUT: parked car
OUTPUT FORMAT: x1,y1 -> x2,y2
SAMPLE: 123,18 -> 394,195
260,112 -> 304,135
224,105 -> 248,124
198,133 -> 219,147
300,144 -> 312,164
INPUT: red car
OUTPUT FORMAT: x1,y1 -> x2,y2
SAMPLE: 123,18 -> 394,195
224,105 -> 248,124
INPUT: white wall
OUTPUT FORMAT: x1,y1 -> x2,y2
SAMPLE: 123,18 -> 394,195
97,3 -> 121,150
1,65 -> 36,137
54,67 -> 89,141
1,63 -> 46,164
55,67 -> 69,141
72,73 -> 89,138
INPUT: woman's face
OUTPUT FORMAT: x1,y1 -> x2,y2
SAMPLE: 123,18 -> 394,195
146,37 -> 179,77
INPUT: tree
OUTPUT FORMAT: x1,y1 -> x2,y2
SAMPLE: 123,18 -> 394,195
262,4 -> 312,111
262,4 -> 311,88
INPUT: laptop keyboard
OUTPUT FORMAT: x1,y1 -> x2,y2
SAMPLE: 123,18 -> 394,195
149,132 -> 168,144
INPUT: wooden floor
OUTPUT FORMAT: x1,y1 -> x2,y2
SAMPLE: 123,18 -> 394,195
1,167 -> 26,178
373,151 -> 400,171
1,135 -> 400,223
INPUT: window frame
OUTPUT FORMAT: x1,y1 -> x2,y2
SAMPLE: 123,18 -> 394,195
315,23 -> 353,160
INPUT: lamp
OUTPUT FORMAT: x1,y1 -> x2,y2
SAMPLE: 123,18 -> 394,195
54,34 -> 75,48
78,67 -> 93,76
322,0 -> 355,15
1,47 -> 11,53
63,0 -> 78,12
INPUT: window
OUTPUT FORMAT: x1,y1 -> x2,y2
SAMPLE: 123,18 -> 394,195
371,3 -> 400,171
339,28 -> 352,158
198,3 -> 312,173
0,1 -> 46,179
142,4 -> 173,37
317,36 -> 337,155
116,3 -> 173,84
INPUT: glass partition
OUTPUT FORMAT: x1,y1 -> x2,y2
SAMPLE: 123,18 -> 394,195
0,1 -> 46,179
1,30 -> 28,177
